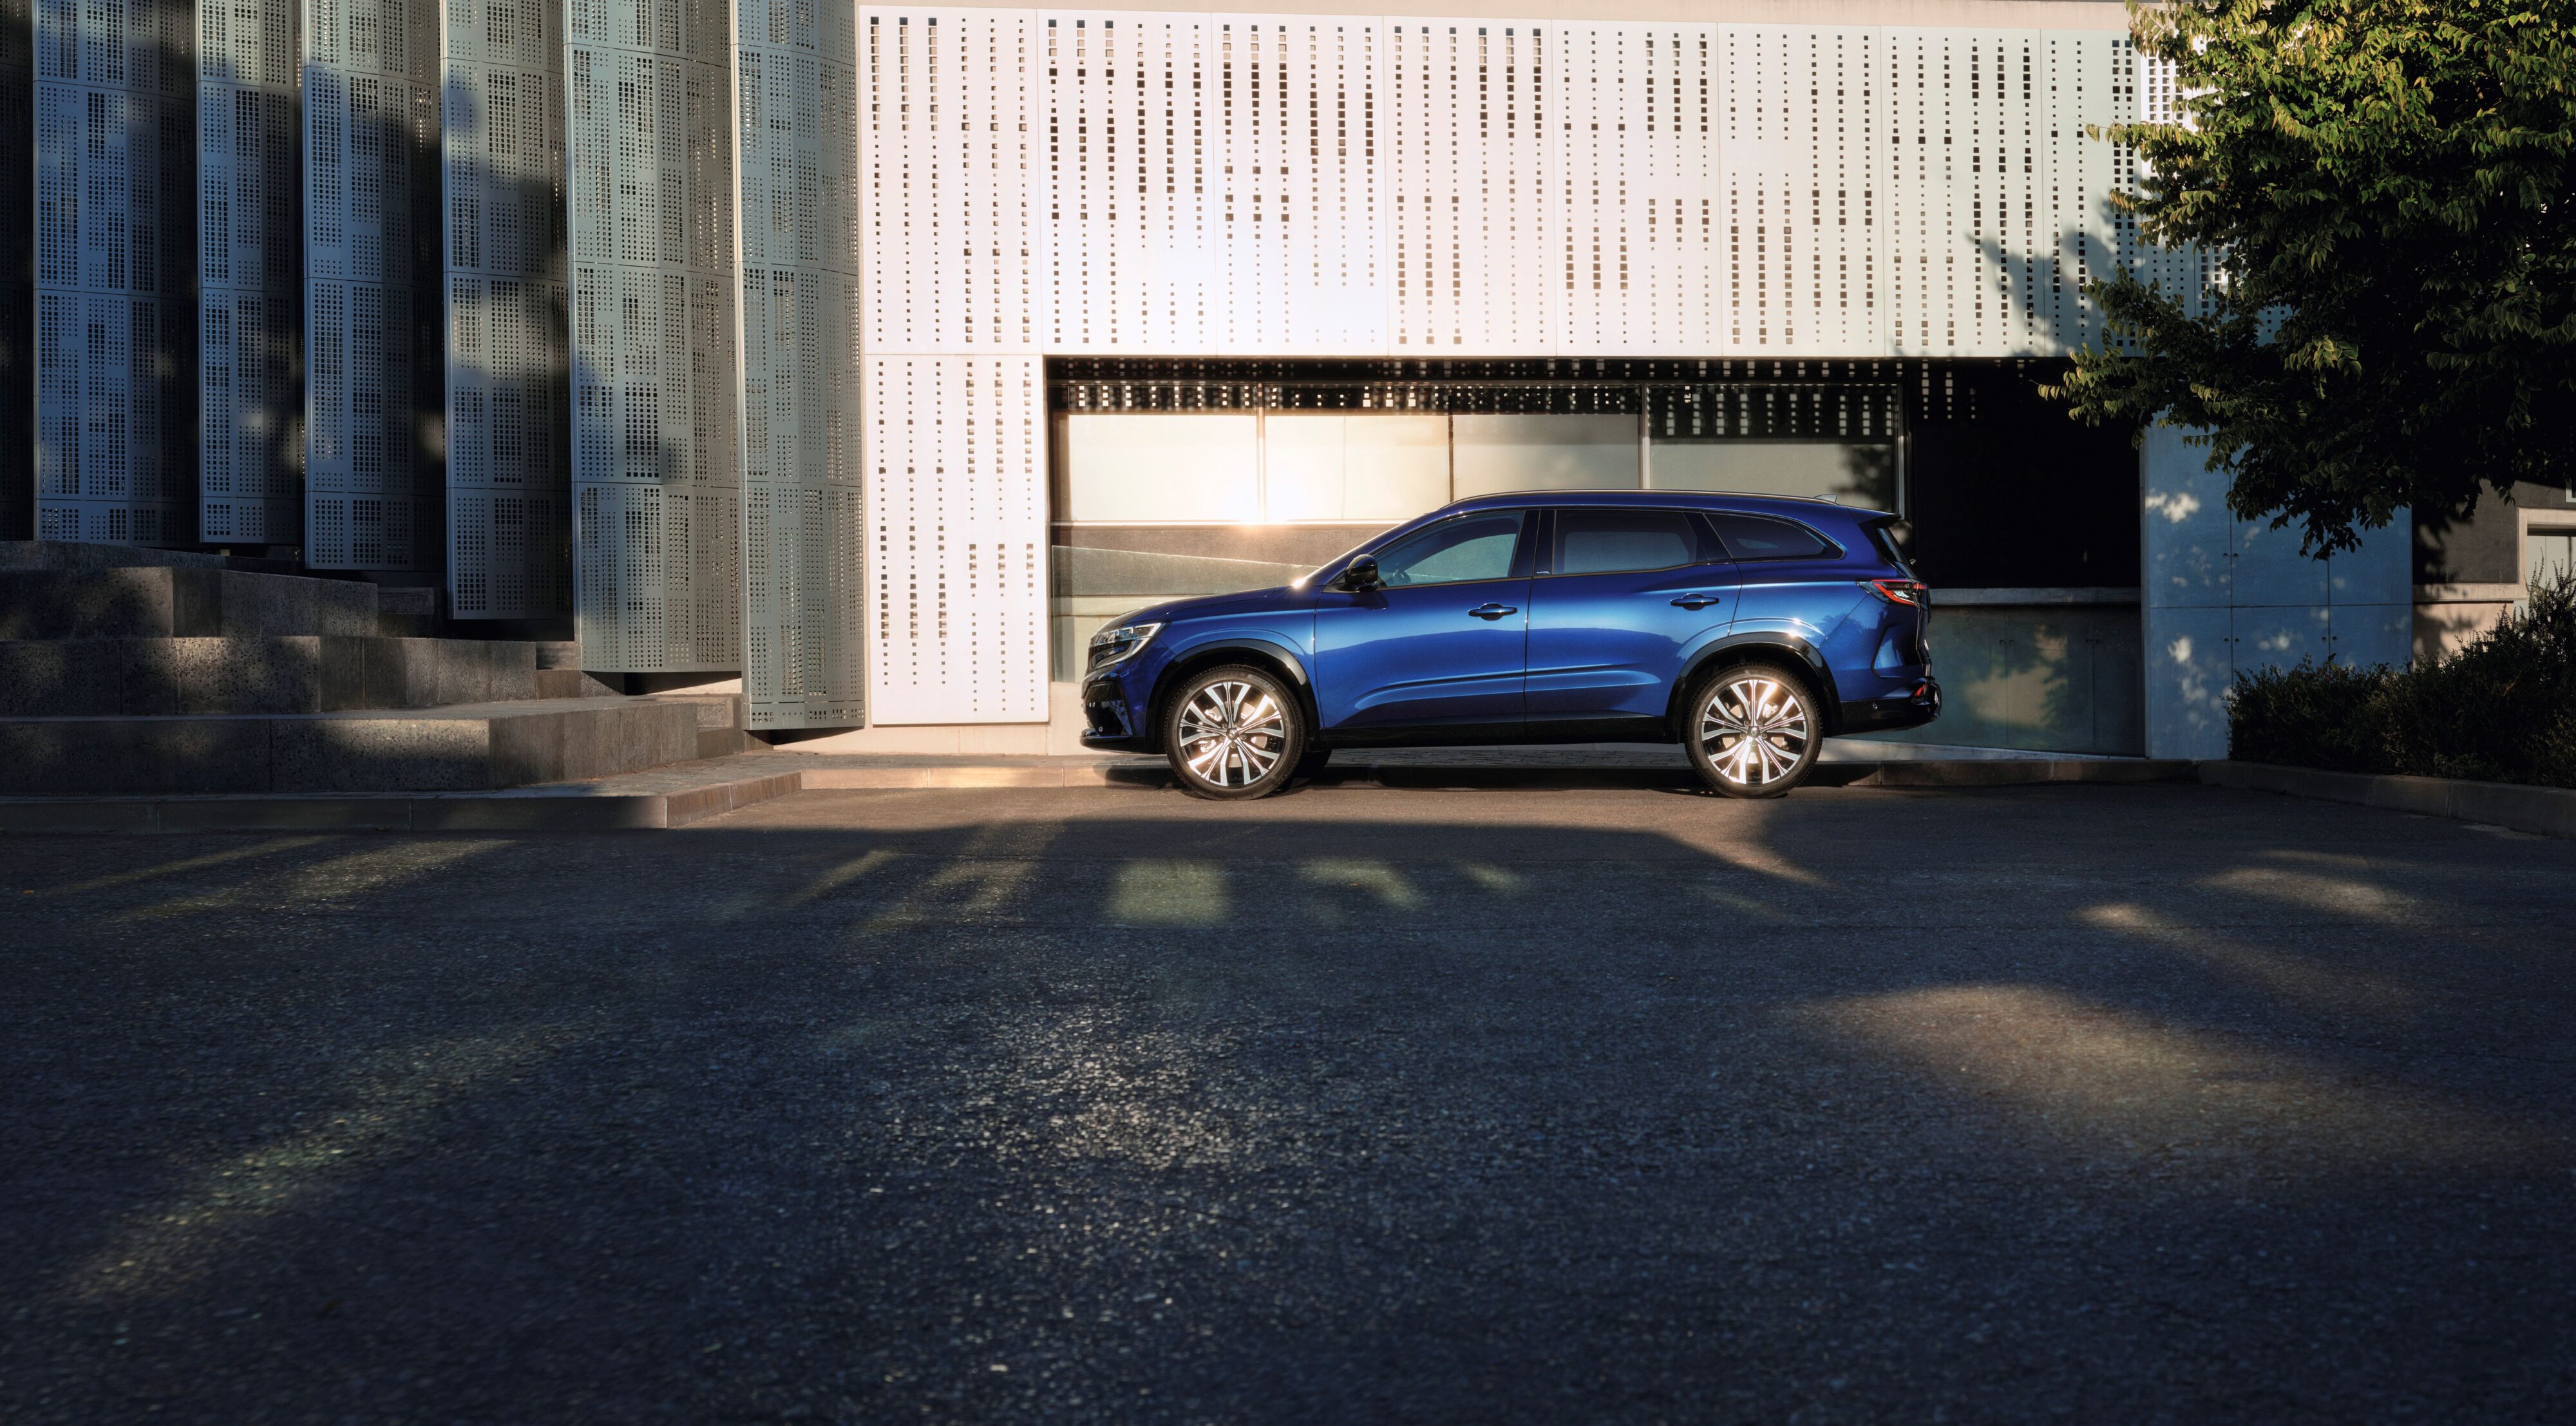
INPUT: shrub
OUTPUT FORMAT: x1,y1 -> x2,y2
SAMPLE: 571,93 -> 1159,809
2229,571 -> 2576,787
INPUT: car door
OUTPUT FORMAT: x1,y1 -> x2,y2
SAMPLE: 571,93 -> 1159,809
1312,509 -> 1535,733
1524,507 -> 1739,728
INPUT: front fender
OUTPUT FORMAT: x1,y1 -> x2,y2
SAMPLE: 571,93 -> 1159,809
1141,629 -> 1319,750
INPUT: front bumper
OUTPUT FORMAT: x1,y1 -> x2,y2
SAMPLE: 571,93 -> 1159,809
1837,676 -> 1942,734
1079,672 -> 1151,751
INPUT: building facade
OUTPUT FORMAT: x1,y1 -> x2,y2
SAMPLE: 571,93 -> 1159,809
0,1 -> 2439,757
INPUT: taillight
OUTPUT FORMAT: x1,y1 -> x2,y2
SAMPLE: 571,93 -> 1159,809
1862,579 -> 1926,607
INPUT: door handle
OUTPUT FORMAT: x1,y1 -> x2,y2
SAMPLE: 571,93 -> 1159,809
1671,594 -> 1723,610
1468,604 -> 1519,620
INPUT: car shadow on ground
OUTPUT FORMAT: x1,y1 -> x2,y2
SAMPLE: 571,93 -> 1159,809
3,783 -> 2571,1424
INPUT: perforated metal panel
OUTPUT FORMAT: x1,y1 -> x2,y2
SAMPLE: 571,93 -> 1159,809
566,0 -> 741,669
862,353 -> 1044,724
1034,12 -> 1383,354
0,0 -> 34,539
1550,21 -> 1716,357
860,7 -> 1035,354
34,0 -> 194,546
739,0 -> 862,727
305,0 -> 443,571
2038,28 -> 2118,351
198,0 -> 301,547
2126,44 -> 2214,323
442,0 -> 569,616
1383,18 -> 1551,354
1719,24 -> 1881,355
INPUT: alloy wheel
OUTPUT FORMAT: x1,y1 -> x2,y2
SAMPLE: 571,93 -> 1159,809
1700,674 -> 1812,788
1175,679 -> 1287,789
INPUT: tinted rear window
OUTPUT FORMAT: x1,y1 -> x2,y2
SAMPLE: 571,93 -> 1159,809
1706,512 -> 1837,561
1553,508 -> 1713,575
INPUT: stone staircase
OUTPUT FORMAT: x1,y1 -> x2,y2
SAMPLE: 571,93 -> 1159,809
0,544 -> 743,797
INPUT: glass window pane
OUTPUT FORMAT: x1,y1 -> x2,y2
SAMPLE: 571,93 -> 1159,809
2528,531 -> 2576,587
1555,509 -> 1703,575
1263,414 -> 1450,522
1649,441 -> 1895,510
1065,414 -> 1259,523
1452,414 -> 1640,497
1376,513 -> 1524,587
1708,512 -> 1835,561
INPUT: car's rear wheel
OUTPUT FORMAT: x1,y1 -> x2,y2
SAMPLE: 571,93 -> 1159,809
1686,663 -> 1821,798
1164,665 -> 1305,800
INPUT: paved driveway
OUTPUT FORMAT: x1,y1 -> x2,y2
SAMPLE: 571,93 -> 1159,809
4,782 -> 2572,1423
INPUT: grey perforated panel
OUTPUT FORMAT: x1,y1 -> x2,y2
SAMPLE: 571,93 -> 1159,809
305,0 -> 444,571
738,0 -> 862,728
198,0 -> 301,547
0,0 -> 33,539
442,0 -> 569,616
34,0 -> 195,546
565,0 -> 741,670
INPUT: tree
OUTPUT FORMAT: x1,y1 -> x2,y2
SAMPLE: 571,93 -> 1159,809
2050,0 -> 2576,553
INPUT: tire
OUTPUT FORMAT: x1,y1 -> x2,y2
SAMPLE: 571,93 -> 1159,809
1163,665 -> 1306,800
1685,662 -> 1822,799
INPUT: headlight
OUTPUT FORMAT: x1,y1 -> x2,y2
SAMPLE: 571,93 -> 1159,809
1086,621 -> 1163,672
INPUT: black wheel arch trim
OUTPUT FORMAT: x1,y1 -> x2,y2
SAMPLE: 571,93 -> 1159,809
1669,633 -> 1844,737
1144,636 -> 1318,756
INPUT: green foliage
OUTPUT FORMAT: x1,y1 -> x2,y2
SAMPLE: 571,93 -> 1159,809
2231,572 -> 2576,784
2050,0 -> 2576,553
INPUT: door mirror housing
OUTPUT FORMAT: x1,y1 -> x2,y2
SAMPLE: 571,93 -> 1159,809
1334,555 -> 1381,592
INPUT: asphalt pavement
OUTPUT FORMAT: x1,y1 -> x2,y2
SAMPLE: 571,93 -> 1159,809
4,780 -> 2572,1423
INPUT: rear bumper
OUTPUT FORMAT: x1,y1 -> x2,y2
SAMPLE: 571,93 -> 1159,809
1838,677 -> 1942,734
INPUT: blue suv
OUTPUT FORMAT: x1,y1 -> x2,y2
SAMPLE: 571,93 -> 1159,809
1079,491 -> 1940,799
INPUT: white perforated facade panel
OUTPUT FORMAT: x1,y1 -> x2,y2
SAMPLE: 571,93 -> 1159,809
565,0 -> 741,669
1383,18 -> 1550,353
1551,21 -> 1716,356
442,0 -> 569,617
2039,28 -> 2116,350
739,0 -> 863,727
306,0 -> 443,571
1036,12 -> 1382,354
34,0 -> 194,546
860,8 -> 1036,355
1719,24 -> 1880,354
862,353 -> 1045,724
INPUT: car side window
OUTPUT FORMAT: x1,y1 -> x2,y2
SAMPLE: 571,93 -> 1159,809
1705,511 -> 1837,561
1549,508 -> 1714,575
1372,512 -> 1526,587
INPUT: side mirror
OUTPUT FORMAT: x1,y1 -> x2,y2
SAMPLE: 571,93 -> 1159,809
1334,555 -> 1381,592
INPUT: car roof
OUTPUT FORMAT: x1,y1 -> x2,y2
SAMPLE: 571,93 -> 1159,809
1442,488 -> 1889,520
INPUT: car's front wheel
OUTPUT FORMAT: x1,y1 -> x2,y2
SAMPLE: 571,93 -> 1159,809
1686,663 -> 1821,798
1163,665 -> 1305,799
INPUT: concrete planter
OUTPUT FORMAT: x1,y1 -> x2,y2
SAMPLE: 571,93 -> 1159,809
2201,761 -> 2576,839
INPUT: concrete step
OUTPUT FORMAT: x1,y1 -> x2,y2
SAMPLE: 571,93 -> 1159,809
647,691 -> 752,759
0,538 -> 305,576
0,636 -> 543,716
0,697 -> 703,796
374,585 -> 441,637
535,667 -> 621,699
0,566 -> 379,640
